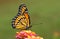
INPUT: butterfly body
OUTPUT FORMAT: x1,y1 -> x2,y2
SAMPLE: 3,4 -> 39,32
12,4 -> 31,30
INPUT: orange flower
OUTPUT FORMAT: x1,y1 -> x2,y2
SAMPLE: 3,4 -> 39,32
16,30 -> 43,39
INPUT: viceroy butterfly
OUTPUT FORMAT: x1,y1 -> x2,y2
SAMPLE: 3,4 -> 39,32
12,4 -> 32,30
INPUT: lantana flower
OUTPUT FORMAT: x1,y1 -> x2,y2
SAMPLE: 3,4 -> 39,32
16,30 -> 43,39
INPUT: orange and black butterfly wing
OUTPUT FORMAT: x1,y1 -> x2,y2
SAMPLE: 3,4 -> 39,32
12,4 -> 32,30
24,13 -> 32,30
12,4 -> 26,29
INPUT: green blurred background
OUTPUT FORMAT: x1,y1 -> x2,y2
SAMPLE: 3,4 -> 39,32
0,0 -> 60,39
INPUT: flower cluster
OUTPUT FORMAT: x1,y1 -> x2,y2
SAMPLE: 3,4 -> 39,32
16,30 -> 43,39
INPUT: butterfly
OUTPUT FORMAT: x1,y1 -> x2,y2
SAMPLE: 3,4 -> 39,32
12,4 -> 32,30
